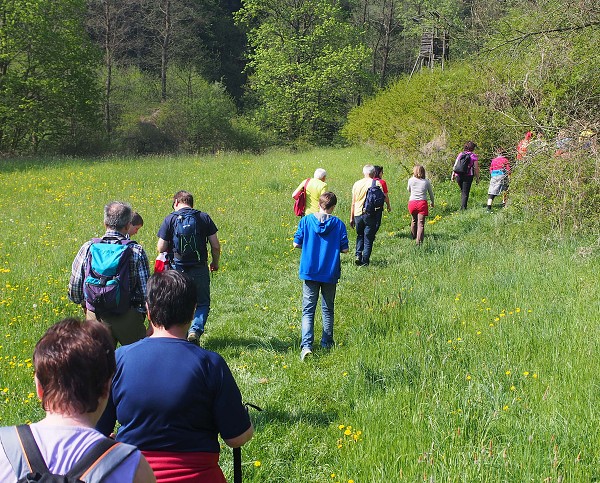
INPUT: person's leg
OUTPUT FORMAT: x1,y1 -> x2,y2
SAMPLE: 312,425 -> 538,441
319,282 -> 337,349
354,215 -> 365,264
487,194 -> 495,210
410,213 -> 418,239
417,213 -> 426,243
361,215 -> 379,265
301,280 -> 319,350
460,176 -> 474,209
180,264 -> 210,337
93,308 -> 146,347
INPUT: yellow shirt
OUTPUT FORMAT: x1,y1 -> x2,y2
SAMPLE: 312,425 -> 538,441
352,177 -> 382,215
295,178 -> 328,215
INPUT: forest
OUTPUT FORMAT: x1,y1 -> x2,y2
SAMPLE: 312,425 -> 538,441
0,0 -> 598,156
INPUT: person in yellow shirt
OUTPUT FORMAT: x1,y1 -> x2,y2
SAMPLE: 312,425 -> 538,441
292,168 -> 328,215
350,165 -> 384,267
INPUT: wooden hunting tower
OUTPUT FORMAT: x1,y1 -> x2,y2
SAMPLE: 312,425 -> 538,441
410,27 -> 449,76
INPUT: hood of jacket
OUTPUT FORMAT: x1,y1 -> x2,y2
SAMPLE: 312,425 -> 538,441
307,212 -> 337,235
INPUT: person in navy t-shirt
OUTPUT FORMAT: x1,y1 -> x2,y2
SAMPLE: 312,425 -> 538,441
97,270 -> 253,482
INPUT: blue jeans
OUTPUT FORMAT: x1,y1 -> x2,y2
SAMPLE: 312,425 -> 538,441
301,280 -> 337,350
355,213 -> 381,264
176,263 -> 210,335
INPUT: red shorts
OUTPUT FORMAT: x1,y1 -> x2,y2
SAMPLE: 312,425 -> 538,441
408,200 -> 429,216
141,450 -> 226,483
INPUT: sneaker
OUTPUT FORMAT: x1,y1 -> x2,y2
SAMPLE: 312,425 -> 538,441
300,347 -> 312,361
355,255 -> 362,266
187,331 -> 200,345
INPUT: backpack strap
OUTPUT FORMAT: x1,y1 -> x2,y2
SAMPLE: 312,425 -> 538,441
0,426 -> 136,483
303,178 -> 311,191
0,425 -> 48,479
67,438 -> 137,483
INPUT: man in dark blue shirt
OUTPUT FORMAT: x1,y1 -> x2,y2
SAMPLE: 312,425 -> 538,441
157,190 -> 220,343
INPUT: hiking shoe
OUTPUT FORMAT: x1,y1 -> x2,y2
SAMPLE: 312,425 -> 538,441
187,331 -> 200,345
300,347 -> 312,361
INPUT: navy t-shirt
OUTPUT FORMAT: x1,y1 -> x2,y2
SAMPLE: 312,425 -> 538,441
157,208 -> 218,266
96,337 -> 251,453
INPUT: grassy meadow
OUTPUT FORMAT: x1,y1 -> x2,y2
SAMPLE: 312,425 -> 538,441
0,146 -> 599,481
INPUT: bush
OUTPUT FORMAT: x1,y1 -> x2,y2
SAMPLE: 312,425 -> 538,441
510,144 -> 600,235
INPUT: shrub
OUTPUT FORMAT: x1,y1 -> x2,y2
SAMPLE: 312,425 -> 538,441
510,143 -> 600,235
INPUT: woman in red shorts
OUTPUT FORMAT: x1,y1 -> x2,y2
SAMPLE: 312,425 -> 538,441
407,165 -> 435,244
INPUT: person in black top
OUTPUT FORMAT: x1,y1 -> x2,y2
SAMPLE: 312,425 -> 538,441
157,190 -> 221,344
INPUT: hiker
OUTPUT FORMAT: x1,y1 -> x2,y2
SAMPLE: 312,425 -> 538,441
0,318 -> 155,482
68,201 -> 150,346
373,165 -> 392,213
293,192 -> 349,361
451,141 -> 480,210
157,190 -> 220,344
350,164 -> 384,266
96,270 -> 253,483
407,165 -> 435,244
128,211 -> 144,237
487,149 -> 511,211
292,168 -> 328,215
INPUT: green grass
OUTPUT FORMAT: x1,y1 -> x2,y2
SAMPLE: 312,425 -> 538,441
0,147 -> 599,481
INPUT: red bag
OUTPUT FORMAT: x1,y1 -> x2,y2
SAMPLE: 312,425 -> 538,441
293,178 -> 310,216
154,252 -> 172,273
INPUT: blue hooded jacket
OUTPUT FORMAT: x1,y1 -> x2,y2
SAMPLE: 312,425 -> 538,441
293,213 -> 349,284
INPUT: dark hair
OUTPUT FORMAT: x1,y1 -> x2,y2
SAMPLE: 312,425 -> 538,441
373,165 -> 384,178
464,141 -> 477,152
34,318 -> 115,415
319,192 -> 337,210
173,190 -> 194,208
104,201 -> 132,230
131,211 -> 143,226
147,271 -> 197,329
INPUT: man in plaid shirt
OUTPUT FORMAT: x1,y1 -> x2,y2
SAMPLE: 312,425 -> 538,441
69,201 -> 150,346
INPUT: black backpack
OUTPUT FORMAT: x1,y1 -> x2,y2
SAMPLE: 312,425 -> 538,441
453,152 -> 473,175
363,179 -> 385,215
172,210 -> 202,262
0,425 -> 135,483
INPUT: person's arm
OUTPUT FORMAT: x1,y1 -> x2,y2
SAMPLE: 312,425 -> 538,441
349,190 -> 356,228
68,243 -> 89,306
223,423 -> 254,448
384,192 -> 391,212
292,180 -> 305,200
474,159 -> 480,183
293,242 -> 301,249
133,455 -> 157,483
208,234 -> 220,271
427,180 -> 435,208
135,248 -> 150,311
157,237 -> 169,253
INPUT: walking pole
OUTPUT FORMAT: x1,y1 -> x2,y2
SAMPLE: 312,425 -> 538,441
233,447 -> 242,483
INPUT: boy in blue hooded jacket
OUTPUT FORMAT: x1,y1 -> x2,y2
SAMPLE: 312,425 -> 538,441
293,192 -> 349,361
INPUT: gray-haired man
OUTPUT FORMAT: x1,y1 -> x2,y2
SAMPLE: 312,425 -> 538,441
68,201 -> 150,345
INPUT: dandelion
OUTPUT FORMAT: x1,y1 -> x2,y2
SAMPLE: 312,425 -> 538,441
503,405 -> 509,411
338,424 -> 345,430
510,386 -> 516,391
466,374 -> 472,381
505,370 -> 511,376
254,460 -> 261,467
523,371 -> 529,377
344,429 -> 352,436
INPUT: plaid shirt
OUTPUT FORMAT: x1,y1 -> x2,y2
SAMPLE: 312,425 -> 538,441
68,230 -> 150,313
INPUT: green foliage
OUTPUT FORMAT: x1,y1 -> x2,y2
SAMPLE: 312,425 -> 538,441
0,0 -> 102,154
236,0 -> 372,144
113,67 -> 269,153
510,149 -> 600,235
